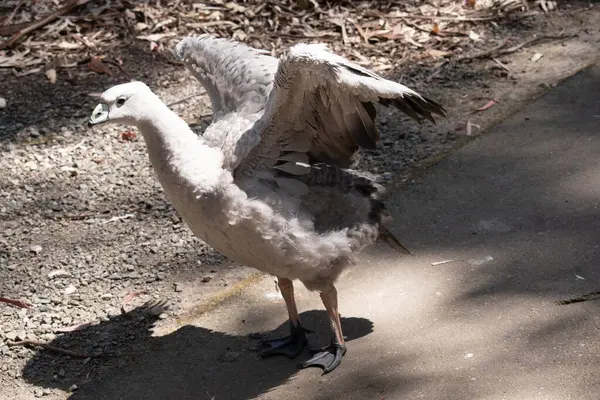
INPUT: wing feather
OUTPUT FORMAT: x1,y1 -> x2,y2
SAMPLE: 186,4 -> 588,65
175,36 -> 278,120
236,42 -> 446,178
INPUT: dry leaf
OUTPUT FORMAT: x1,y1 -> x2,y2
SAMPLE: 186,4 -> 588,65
88,56 -> 112,76
57,41 -> 81,49
465,0 -> 477,7
120,131 -> 137,141
45,68 -> 57,83
468,31 -> 481,41
428,49 -> 451,58
432,23 -> 440,35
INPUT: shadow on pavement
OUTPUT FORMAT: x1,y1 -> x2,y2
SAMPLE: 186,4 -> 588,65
20,308 -> 373,400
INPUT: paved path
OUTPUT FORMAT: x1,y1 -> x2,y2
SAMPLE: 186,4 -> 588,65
68,64 -> 600,400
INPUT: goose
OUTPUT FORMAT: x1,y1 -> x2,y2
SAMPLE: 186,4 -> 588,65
87,36 -> 445,373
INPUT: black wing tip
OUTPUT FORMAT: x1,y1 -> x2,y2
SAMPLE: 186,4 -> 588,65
380,228 -> 413,255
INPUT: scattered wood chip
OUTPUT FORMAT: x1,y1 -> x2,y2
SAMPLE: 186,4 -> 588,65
0,297 -> 32,309
466,119 -> 481,136
101,213 -> 135,224
531,52 -> 543,62
45,68 -> 57,83
431,260 -> 458,266
475,99 -> 497,112
55,321 -> 95,333
7,339 -> 98,358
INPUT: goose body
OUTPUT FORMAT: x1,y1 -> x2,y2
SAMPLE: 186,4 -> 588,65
88,36 -> 445,373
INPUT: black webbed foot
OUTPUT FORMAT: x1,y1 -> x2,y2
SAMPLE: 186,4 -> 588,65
258,321 -> 311,359
299,341 -> 347,374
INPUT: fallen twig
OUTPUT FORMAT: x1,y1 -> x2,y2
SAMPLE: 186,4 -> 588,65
2,0 -> 25,27
55,321 -> 95,333
0,0 -> 93,50
7,340 -> 96,358
458,36 -> 512,61
101,213 -> 135,224
0,297 -> 32,309
493,33 -> 577,57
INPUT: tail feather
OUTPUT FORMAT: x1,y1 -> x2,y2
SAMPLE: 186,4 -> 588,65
379,227 -> 412,255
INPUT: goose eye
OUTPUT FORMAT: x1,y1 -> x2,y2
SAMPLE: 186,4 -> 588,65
116,97 -> 126,107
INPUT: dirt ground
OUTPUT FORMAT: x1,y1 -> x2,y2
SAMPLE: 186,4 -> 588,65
1,1 -> 599,398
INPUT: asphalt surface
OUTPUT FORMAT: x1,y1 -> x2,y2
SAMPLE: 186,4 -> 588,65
62,63 -> 600,400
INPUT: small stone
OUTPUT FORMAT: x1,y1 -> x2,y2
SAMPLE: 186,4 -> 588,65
5,331 -> 17,341
220,351 -> 241,362
100,293 -> 112,300
158,313 -> 168,320
108,273 -> 121,280
64,284 -> 77,295
29,244 -> 43,254
48,269 -> 69,278
0,97 -> 6,108
58,368 -> 65,378
68,384 -> 78,393
174,283 -> 183,292
201,276 -> 212,283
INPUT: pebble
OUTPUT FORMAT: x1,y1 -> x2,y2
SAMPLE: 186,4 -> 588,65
220,351 -> 241,363
48,269 -> 69,278
100,293 -> 112,300
29,244 -> 43,254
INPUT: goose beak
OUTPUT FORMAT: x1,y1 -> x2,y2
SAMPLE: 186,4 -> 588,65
88,103 -> 109,127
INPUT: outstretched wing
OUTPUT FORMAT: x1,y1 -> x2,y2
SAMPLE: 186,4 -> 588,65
175,36 -> 279,121
235,43 -> 446,182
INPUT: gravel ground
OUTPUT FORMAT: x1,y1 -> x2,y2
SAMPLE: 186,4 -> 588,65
1,2 -> 599,398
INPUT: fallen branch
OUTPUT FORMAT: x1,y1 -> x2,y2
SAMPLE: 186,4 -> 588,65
0,0 -> 93,50
7,340 -> 97,358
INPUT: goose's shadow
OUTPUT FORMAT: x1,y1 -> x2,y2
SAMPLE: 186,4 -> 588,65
20,308 -> 374,400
